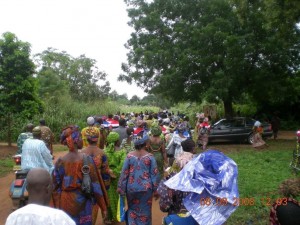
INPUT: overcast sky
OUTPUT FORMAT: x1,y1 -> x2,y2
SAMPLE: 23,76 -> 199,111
0,0 -> 147,99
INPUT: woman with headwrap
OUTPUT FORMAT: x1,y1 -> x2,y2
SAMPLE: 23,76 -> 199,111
117,131 -> 160,225
53,125 -> 109,225
197,117 -> 210,150
81,128 -> 112,224
148,124 -> 168,176
104,131 -> 127,224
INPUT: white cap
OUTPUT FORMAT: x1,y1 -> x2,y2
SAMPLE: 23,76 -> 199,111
254,121 -> 261,127
87,117 -> 95,125
163,118 -> 170,124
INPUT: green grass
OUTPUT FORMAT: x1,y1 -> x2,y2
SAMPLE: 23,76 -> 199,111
0,158 -> 14,177
224,140 -> 299,225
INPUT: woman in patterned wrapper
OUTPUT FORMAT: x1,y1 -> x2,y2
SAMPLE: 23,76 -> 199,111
148,124 -> 168,177
117,131 -> 160,225
81,128 -> 112,224
53,125 -> 109,225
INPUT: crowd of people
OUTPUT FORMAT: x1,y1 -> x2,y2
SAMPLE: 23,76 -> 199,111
7,111 -> 295,225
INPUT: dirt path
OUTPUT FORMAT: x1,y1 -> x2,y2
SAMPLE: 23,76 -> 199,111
0,149 -> 166,225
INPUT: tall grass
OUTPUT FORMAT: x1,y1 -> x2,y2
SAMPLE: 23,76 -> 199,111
0,95 -> 159,143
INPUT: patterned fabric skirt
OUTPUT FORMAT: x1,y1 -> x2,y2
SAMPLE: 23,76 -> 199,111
252,133 -> 266,148
127,190 -> 153,225
60,190 -> 93,225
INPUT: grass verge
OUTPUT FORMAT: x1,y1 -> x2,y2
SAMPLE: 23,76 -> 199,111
223,140 -> 300,225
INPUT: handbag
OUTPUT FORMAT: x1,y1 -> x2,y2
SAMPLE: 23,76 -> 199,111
81,154 -> 93,199
163,212 -> 198,225
117,195 -> 127,222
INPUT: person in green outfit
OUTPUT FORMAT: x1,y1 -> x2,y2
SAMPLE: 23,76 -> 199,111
148,124 -> 168,177
104,132 -> 127,224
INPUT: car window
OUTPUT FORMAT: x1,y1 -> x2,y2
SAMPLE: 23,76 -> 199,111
245,118 -> 255,126
234,119 -> 244,127
219,119 -> 232,128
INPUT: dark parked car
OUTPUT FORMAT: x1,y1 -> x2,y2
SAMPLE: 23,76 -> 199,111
208,117 -> 272,144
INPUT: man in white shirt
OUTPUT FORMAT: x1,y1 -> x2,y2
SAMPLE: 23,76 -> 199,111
21,126 -> 54,174
5,168 -> 75,225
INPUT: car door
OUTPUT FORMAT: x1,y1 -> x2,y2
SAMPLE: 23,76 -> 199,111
209,119 -> 234,142
230,118 -> 248,141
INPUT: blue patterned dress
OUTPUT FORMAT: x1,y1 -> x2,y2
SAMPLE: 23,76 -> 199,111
118,153 -> 160,225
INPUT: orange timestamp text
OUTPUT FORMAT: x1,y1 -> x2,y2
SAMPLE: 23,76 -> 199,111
200,197 -> 289,207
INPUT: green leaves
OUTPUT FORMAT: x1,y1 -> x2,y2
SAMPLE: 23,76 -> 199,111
34,48 -> 111,102
121,0 -> 300,116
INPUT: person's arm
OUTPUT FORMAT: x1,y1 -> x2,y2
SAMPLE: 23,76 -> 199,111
40,141 -> 54,173
161,142 -> 168,168
117,156 -> 130,196
150,155 -> 160,192
16,134 -> 22,153
115,150 -> 127,175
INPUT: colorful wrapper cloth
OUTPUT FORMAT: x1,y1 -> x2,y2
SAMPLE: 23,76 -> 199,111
164,149 -> 239,225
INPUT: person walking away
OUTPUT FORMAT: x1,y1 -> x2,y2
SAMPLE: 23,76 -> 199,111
104,132 -> 127,224
53,126 -> 109,225
197,117 -> 210,150
5,168 -> 75,225
81,117 -> 100,148
134,120 -> 145,135
117,131 -> 160,225
39,119 -> 55,155
166,123 -> 187,166
120,127 -> 135,153
113,118 -> 127,143
21,126 -> 54,174
16,123 -> 34,154
158,139 -> 198,224
271,112 -> 280,140
148,125 -> 168,177
81,128 -> 112,224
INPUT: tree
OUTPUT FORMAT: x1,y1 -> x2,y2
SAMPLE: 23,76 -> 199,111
0,32 -> 42,146
120,0 -> 300,116
35,48 -> 111,102
130,95 -> 140,104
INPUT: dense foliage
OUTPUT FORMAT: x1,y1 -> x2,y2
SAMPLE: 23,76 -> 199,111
35,48 -> 111,102
0,32 -> 42,145
119,0 -> 300,116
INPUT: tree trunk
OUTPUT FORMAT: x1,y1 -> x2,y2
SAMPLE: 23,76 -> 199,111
7,114 -> 12,147
223,99 -> 234,118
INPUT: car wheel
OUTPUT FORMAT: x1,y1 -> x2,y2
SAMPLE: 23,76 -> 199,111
248,133 -> 254,144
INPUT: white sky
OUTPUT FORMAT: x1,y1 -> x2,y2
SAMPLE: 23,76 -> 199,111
0,0 -> 147,99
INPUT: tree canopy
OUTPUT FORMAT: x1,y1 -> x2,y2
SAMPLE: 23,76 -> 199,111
35,48 -> 111,102
119,0 -> 300,116
0,32 -> 42,145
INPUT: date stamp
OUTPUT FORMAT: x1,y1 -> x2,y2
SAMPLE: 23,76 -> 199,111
200,197 -> 288,207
